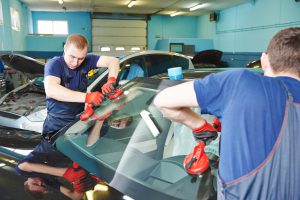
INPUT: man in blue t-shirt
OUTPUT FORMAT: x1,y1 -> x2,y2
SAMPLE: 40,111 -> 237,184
43,34 -> 120,136
154,27 -> 300,199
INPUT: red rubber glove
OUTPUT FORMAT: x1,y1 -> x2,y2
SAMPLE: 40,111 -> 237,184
73,175 -> 95,193
101,77 -> 116,94
212,117 -> 221,132
63,166 -> 87,184
85,91 -> 104,106
73,174 -> 103,193
192,120 -> 218,142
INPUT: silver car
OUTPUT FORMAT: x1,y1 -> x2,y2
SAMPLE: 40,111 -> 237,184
0,51 -> 193,148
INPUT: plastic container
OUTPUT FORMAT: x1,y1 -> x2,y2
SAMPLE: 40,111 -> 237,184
168,67 -> 183,80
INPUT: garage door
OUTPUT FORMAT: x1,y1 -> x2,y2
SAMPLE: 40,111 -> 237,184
92,19 -> 147,54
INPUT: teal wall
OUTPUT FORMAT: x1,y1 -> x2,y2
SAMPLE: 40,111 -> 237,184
197,0 -> 300,52
28,11 -> 91,52
1,0 -> 299,61
0,0 -> 29,51
148,15 -> 197,50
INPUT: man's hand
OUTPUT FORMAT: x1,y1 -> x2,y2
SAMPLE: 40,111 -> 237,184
192,120 -> 218,142
85,92 -> 104,106
73,176 -> 95,193
101,77 -> 116,94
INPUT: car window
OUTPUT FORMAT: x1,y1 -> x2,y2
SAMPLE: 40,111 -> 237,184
58,78 -> 217,200
173,55 -> 189,70
145,55 -> 175,76
119,56 -> 145,81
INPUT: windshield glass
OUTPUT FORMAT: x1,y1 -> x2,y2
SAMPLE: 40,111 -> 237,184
61,78 -> 216,199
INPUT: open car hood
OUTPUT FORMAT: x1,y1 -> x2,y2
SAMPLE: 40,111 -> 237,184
0,54 -> 45,79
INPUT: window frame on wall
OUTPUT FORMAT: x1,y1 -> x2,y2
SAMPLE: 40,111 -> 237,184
0,0 -> 3,25
37,20 -> 68,35
10,7 -> 20,31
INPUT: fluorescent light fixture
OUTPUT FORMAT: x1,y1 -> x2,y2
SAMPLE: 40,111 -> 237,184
189,3 -> 206,11
128,0 -> 136,8
170,12 -> 181,17
115,47 -> 125,51
101,47 -> 111,51
131,47 -> 140,51
58,0 -> 63,5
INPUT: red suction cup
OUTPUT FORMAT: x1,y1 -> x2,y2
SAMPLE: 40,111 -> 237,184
183,142 -> 209,175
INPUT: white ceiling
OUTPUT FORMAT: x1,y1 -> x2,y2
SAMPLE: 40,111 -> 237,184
20,0 -> 250,16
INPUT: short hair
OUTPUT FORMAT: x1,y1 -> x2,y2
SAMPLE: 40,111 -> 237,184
65,34 -> 89,50
24,180 -> 45,199
267,27 -> 300,75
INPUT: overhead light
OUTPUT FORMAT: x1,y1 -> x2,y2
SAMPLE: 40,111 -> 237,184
131,47 -> 140,51
101,47 -> 111,51
58,0 -> 63,5
189,3 -> 207,11
170,12 -> 181,17
128,0 -> 136,8
116,47 -> 125,51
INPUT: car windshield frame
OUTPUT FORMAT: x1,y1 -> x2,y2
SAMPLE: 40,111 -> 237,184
54,77 -> 217,200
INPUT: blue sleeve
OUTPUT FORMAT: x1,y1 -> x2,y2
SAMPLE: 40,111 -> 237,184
193,69 -> 243,117
44,57 -> 63,78
85,54 -> 100,71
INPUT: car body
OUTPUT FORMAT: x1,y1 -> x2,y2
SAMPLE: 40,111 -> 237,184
0,51 -> 193,148
50,68 -> 262,200
0,68 -> 263,199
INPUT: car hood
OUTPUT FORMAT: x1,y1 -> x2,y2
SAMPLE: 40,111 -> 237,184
0,54 -> 45,79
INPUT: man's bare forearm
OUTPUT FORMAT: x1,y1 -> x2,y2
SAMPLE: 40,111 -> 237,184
19,162 -> 67,177
159,107 -> 205,129
45,76 -> 86,102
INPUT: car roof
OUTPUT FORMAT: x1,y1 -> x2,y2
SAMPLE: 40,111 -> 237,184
118,50 -> 191,61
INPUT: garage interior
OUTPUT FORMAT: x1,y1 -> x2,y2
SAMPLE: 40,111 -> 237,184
0,0 -> 299,200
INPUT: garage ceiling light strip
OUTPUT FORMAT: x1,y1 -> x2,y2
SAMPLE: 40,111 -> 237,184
170,12 -> 182,17
189,3 -> 208,11
128,0 -> 136,8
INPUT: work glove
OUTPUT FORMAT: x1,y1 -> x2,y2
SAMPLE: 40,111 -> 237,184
192,120 -> 218,143
85,91 -> 104,106
212,117 -> 222,132
73,174 -> 103,193
63,162 -> 88,184
101,77 -> 116,94
73,175 -> 95,193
